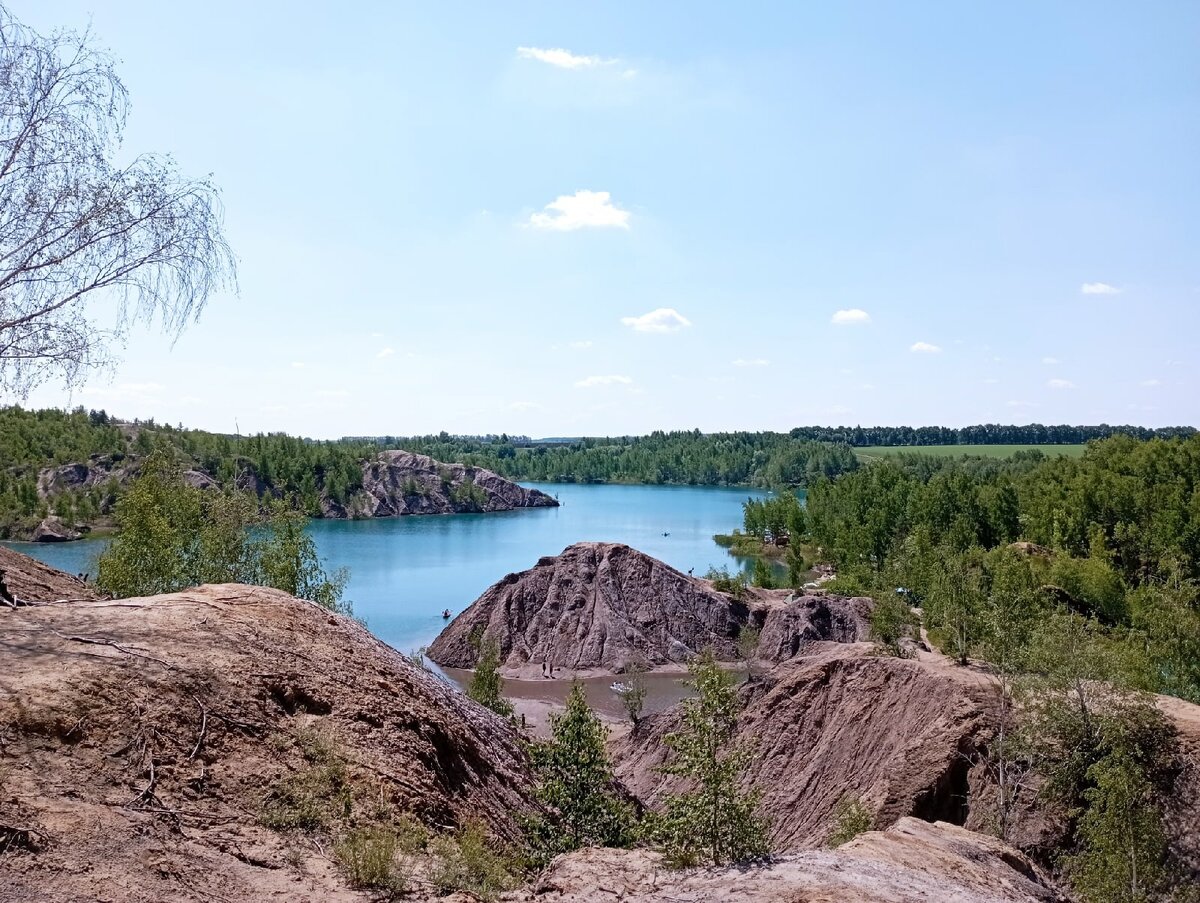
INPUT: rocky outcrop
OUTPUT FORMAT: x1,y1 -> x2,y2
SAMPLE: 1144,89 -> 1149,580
0,544 -> 97,602
332,450 -> 557,519
36,454 -> 131,503
30,515 -> 81,543
427,542 -> 750,675
0,582 -> 539,902
505,817 -> 1067,903
182,469 -> 218,490
615,644 -> 1000,851
756,593 -> 873,662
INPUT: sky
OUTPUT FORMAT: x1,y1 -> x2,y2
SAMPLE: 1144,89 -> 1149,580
11,1 -> 1200,438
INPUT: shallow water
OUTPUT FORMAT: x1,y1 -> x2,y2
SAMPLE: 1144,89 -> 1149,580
4,481 -> 768,653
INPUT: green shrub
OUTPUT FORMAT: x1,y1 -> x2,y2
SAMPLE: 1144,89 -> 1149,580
429,820 -> 517,901
827,796 -> 873,847
335,826 -> 406,891
704,566 -> 748,600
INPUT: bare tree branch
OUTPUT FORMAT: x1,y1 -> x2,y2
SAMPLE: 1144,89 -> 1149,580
0,5 -> 236,396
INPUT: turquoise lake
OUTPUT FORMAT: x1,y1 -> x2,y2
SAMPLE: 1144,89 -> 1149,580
3,482 -> 769,654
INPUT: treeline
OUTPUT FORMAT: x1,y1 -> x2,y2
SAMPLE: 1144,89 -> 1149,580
382,430 -> 860,487
804,434 -> 1200,900
788,423 -> 1194,447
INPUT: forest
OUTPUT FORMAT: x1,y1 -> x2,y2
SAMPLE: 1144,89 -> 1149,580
769,435 -> 1200,899
787,423 -> 1194,447
0,409 -> 859,536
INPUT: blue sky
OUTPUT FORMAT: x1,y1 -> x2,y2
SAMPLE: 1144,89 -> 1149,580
15,1 -> 1200,438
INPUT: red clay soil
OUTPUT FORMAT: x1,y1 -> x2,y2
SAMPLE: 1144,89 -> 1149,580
0,583 -> 538,902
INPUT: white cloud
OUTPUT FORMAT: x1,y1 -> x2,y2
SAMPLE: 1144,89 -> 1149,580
831,308 -> 871,325
620,308 -> 691,333
291,361 -> 305,369
1047,378 -> 1076,390
1081,282 -> 1122,295
529,190 -> 630,231
516,46 -> 612,70
574,374 -> 633,388
984,378 -> 1000,385
910,341 -> 941,354
569,340 -> 594,349
1007,400 -> 1039,408
370,331 -> 385,338
376,347 -> 395,359
509,401 -> 542,411
1042,357 -> 1061,365
316,389 -> 350,398
1140,378 -> 1162,388
732,358 -> 769,367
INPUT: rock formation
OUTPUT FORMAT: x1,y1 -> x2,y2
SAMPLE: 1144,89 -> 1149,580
0,582 -> 539,902
325,450 -> 557,518
756,592 -> 873,662
427,542 -> 750,675
505,817 -> 1067,903
614,643 -> 1000,851
427,543 -> 874,676
30,514 -> 81,542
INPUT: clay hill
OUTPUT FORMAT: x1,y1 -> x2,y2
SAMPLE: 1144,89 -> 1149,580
504,818 -> 1066,903
615,643 -> 1001,851
614,639 -> 1200,882
0,577 -> 537,902
426,542 -> 873,676
0,544 -> 98,602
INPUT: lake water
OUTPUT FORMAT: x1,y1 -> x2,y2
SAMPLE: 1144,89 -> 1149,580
3,482 -> 768,654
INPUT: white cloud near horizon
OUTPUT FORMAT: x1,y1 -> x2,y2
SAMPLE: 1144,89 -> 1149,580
376,347 -> 395,359
1140,378 -> 1162,387
910,341 -> 941,353
517,46 -> 612,70
574,374 -> 634,388
620,308 -> 691,333
1042,356 -> 1061,365
509,401 -> 543,411
1081,282 -> 1122,295
1047,378 -> 1076,389
529,190 -> 630,231
732,358 -> 769,367
569,340 -> 594,349
831,308 -> 871,325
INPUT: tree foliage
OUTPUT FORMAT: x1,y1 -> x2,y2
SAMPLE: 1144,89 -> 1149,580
95,454 -> 348,610
646,650 -> 768,866
467,631 -> 513,718
0,5 -> 235,394
525,684 -> 635,865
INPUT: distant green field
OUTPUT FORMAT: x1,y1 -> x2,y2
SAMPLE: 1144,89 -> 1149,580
857,444 -> 1087,461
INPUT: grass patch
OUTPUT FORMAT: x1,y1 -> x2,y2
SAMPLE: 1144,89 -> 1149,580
856,444 -> 1086,461
429,820 -> 519,901
259,726 -> 351,831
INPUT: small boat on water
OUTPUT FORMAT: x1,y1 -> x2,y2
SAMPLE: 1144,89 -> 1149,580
610,681 -> 633,695
441,608 -> 452,619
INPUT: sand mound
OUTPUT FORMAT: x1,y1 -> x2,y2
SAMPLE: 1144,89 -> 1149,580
0,584 -> 537,902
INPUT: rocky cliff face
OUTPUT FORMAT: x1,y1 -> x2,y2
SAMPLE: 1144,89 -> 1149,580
756,592 -> 873,662
427,542 -> 750,675
0,581 -> 539,902
505,818 -> 1067,903
615,644 -> 999,852
325,450 -> 557,519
